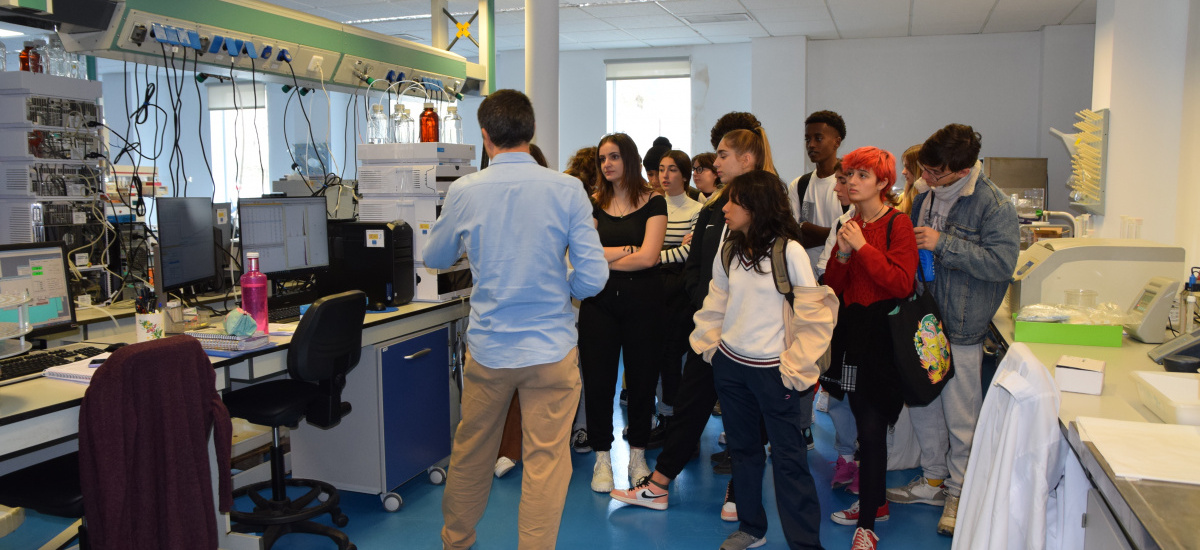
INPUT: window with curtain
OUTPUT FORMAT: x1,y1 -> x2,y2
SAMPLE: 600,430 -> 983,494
605,58 -> 692,158
208,83 -> 268,204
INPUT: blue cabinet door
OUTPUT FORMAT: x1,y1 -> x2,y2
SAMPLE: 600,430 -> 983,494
380,326 -> 452,490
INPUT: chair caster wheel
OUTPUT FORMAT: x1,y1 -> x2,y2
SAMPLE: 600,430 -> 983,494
429,467 -> 446,485
382,492 -> 403,512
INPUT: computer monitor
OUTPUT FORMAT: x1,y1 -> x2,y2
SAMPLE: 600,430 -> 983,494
237,196 -> 330,277
156,197 -> 218,292
0,241 -> 77,338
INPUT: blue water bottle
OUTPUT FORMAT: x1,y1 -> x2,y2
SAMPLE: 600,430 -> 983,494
919,249 -> 935,281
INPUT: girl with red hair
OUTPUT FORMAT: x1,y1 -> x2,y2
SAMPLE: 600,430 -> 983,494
821,146 -> 918,550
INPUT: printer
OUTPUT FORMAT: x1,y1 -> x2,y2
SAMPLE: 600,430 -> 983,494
1007,238 -> 1185,311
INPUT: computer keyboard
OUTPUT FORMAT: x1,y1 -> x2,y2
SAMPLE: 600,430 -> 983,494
268,305 -> 302,323
0,344 -> 105,384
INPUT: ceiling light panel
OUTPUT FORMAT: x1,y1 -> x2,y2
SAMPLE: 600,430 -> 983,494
605,14 -> 689,29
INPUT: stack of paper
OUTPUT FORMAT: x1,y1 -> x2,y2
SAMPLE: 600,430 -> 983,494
184,328 -> 270,351
1075,416 -> 1200,486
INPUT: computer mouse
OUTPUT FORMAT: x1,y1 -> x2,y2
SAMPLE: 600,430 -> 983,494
368,301 -> 387,312
104,342 -> 128,353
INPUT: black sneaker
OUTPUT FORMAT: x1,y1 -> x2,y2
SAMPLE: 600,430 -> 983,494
646,414 -> 669,449
710,449 -> 729,463
803,427 -> 815,451
620,389 -> 628,406
572,428 -> 591,453
713,452 -> 732,475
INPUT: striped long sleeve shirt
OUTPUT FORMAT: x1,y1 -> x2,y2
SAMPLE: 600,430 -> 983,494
660,192 -> 702,264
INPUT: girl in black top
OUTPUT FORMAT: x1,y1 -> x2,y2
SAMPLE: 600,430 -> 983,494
580,133 -> 667,493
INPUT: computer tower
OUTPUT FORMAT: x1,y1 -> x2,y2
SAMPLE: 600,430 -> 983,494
323,220 -> 414,307
210,202 -> 233,291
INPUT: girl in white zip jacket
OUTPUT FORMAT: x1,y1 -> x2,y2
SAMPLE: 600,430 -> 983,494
690,169 -> 839,550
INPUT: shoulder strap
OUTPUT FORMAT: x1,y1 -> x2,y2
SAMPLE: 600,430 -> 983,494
770,238 -> 794,307
794,173 -> 813,223
885,208 -> 898,250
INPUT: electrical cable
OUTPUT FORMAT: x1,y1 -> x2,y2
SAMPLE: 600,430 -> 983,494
285,61 -> 329,178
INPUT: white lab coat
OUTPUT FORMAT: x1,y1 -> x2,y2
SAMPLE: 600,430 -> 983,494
952,343 -> 1069,550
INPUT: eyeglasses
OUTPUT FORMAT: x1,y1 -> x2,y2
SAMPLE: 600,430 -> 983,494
693,165 -> 709,173
921,165 -> 955,184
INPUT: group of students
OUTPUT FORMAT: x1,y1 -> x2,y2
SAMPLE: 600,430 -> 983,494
427,89 -> 1019,550
582,111 -> 1019,550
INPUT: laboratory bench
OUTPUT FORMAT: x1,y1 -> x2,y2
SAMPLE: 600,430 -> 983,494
0,296 -> 470,549
992,307 -> 1200,550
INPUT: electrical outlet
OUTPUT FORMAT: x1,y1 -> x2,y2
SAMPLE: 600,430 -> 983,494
307,55 -> 323,73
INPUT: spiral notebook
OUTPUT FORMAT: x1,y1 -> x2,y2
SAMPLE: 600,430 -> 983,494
44,353 -> 111,384
184,328 -> 270,351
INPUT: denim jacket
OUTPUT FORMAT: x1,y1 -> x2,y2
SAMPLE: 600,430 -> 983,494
910,175 -> 1019,345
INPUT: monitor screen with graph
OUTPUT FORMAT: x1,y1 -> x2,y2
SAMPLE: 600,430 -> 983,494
0,241 -> 76,337
238,197 -> 330,277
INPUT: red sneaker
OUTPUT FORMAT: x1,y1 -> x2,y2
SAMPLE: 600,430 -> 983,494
851,527 -> 879,550
830,500 -> 889,526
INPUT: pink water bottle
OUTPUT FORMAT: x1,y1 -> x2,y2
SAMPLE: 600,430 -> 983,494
240,252 -> 269,333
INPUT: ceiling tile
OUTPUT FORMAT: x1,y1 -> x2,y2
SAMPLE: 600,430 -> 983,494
561,17 -> 616,32
826,0 -> 909,38
566,29 -> 640,43
749,6 -> 831,23
643,36 -> 712,47
559,42 -> 593,51
910,0 -> 991,36
693,20 -> 769,37
624,26 -> 702,39
759,19 -> 838,37
1062,0 -> 1097,25
742,0 -> 827,10
580,2 -> 671,19
578,39 -> 652,50
602,14 -> 688,30
657,0 -> 746,16
559,7 -> 599,21
983,0 -> 1078,33
493,11 -> 525,26
705,34 -> 753,44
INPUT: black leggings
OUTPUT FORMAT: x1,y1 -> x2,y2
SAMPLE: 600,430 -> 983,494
848,390 -> 895,531
657,267 -> 692,410
578,271 -> 665,451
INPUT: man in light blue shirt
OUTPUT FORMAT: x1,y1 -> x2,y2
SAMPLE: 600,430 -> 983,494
427,89 -> 607,550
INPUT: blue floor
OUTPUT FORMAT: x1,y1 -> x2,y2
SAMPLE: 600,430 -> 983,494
2,405 -> 954,550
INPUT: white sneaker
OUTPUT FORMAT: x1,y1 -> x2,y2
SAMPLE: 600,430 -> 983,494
591,451 -> 614,493
938,492 -> 959,536
629,448 -> 651,484
886,475 -> 946,505
718,431 -> 727,445
494,456 -> 516,478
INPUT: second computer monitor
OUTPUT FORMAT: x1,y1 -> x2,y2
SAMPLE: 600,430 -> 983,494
0,241 -> 77,338
157,197 -> 218,292
238,197 -> 330,277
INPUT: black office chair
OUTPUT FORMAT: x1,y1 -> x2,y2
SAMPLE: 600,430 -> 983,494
0,453 -> 86,549
222,290 -> 367,550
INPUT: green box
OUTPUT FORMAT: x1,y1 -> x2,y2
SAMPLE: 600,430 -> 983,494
1012,316 -> 1123,347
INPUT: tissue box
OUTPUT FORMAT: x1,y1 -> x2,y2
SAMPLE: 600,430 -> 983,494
1056,355 -> 1106,395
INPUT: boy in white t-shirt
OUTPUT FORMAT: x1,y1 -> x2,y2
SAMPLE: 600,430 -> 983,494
788,110 -> 848,272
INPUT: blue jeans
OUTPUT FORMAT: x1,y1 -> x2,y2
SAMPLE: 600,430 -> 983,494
827,393 -> 857,457
712,350 -> 823,549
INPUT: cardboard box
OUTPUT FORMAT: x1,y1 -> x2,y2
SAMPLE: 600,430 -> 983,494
1056,355 -> 1106,395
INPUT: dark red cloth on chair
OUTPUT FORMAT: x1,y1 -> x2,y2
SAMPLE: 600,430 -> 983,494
78,335 -> 233,550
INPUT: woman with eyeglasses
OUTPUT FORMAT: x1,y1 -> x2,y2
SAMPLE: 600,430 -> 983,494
691,152 -> 719,201
580,133 -> 668,494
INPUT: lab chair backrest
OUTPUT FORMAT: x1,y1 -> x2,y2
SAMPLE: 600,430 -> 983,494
289,290 -> 367,429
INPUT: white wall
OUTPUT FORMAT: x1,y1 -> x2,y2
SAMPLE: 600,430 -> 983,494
1181,0 -> 1200,269
807,32 -> 1042,183
1093,0 -> 1187,244
556,43 -> 752,169
752,36 -> 807,180
1040,25 -> 1096,213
